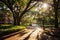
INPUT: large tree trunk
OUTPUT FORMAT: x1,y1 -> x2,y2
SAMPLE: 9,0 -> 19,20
13,17 -> 16,25
54,0 -> 59,28
55,7 -> 58,28
13,17 -> 20,25
16,17 -> 20,25
13,12 -> 20,25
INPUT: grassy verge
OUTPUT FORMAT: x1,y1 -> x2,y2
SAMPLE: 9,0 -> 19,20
44,25 -> 54,28
0,24 -> 26,36
43,25 -> 60,28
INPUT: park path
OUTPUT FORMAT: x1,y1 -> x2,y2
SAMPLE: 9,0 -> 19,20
1,27 -> 44,40
28,28 -> 42,40
1,28 -> 60,40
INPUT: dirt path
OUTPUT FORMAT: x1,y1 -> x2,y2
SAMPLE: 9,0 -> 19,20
2,28 -> 59,40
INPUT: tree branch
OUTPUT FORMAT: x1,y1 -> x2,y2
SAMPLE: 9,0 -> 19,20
0,0 -> 15,11
27,1 -> 38,11
23,0 -> 32,11
19,0 -> 32,18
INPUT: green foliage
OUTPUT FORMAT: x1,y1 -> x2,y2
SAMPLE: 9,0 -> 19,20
0,24 -> 26,36
0,0 -> 60,27
0,24 -> 26,29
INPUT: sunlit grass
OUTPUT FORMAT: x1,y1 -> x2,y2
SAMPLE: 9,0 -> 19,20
10,26 -> 26,29
0,24 -> 26,36
0,25 -> 26,31
0,24 -> 11,26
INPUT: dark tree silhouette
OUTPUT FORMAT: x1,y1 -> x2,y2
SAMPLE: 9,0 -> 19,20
53,0 -> 59,28
0,0 -> 38,25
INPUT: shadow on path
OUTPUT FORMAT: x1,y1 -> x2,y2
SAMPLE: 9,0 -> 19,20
38,28 -> 60,40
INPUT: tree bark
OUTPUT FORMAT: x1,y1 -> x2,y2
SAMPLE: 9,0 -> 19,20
16,16 -> 20,25
13,18 -> 17,25
53,0 -> 59,28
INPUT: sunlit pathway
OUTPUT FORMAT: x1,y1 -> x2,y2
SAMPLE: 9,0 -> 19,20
3,29 -> 32,40
3,28 -> 44,40
38,29 -> 44,40
19,29 -> 34,40
28,28 -> 43,40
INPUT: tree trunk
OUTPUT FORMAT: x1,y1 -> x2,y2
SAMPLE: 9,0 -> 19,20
13,17 -> 20,25
16,17 -> 20,25
55,8 -> 58,28
54,0 -> 59,28
13,16 -> 17,25
13,12 -> 20,25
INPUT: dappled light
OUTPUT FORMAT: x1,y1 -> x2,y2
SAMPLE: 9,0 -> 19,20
0,0 -> 60,40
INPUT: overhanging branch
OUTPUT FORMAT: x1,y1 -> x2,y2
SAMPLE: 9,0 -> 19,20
27,1 -> 38,11
19,0 -> 32,18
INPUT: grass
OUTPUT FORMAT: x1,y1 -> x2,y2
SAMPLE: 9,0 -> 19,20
0,26 -> 26,32
0,24 -> 26,36
39,25 -> 55,28
44,25 -> 54,27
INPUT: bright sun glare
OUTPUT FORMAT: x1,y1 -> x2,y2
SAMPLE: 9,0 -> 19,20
42,3 -> 48,9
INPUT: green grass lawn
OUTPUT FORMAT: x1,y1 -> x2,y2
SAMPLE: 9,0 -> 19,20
0,24 -> 26,36
39,24 -> 55,28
